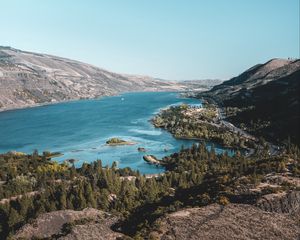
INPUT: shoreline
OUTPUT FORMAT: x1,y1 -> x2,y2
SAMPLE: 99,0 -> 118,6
0,94 -> 116,113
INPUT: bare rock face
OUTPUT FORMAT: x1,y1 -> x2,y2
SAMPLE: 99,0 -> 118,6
256,191 -> 300,215
149,203 -> 300,240
57,218 -> 123,240
13,208 -> 123,240
0,46 -> 185,111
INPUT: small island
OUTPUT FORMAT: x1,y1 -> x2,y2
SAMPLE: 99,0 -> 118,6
106,137 -> 136,146
137,147 -> 146,152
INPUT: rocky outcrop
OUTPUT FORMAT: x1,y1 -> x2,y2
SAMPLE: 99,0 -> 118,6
143,155 -> 165,165
137,147 -> 146,152
256,191 -> 300,215
13,208 -> 123,240
58,221 -> 123,240
149,203 -> 300,240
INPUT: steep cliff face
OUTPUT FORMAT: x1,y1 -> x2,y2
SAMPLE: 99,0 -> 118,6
0,47 -> 185,111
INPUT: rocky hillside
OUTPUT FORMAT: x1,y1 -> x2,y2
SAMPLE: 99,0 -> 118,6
199,58 -> 300,144
149,203 -> 300,240
13,208 -> 123,240
148,190 -> 300,240
0,46 -> 186,111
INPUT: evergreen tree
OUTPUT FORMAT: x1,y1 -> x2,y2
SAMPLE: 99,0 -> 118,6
8,208 -> 23,232
84,182 -> 96,208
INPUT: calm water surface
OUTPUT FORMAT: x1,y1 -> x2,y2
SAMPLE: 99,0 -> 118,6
0,92 -> 232,174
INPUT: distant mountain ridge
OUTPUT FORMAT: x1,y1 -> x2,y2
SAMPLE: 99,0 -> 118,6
200,58 -> 300,144
0,46 -> 186,111
180,79 -> 223,91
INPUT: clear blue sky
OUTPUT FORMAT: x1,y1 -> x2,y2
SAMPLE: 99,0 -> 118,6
0,0 -> 299,80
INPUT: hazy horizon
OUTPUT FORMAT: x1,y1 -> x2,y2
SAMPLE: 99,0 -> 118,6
1,0 -> 299,80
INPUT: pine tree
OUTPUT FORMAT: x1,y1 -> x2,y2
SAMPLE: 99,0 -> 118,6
77,186 -> 87,209
8,208 -> 23,231
0,205 -> 9,239
67,194 -> 75,209
18,195 -> 33,219
58,186 -> 67,210
85,182 -> 96,208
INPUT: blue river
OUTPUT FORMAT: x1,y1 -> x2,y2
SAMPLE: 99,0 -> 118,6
0,92 -> 232,174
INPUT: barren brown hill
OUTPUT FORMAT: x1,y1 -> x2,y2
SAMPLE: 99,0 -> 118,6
13,208 -> 123,240
0,46 -> 186,111
149,203 -> 300,240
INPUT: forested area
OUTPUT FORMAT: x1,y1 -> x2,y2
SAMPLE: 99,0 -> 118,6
0,141 -> 299,239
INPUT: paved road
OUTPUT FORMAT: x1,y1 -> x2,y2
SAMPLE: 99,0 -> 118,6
217,108 -> 256,141
217,107 -> 279,156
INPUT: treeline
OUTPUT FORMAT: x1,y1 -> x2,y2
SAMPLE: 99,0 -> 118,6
0,141 -> 299,239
